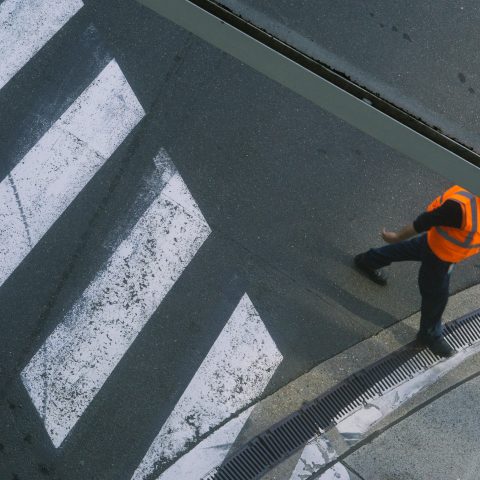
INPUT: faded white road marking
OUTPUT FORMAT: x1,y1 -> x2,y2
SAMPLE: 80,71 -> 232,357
289,438 -> 350,480
21,160 -> 210,448
161,407 -> 253,480
0,59 -> 144,288
132,294 -> 283,480
316,464 -> 351,480
0,0 -> 83,90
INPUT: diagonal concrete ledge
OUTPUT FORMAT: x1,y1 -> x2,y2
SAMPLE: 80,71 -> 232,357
137,0 -> 480,195
342,361 -> 480,480
241,283 -> 480,436
219,283 -> 480,479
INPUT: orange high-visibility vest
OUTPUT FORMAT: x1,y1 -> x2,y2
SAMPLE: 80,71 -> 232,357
426,185 -> 480,263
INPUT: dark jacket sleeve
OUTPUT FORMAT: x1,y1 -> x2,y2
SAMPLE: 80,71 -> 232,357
413,200 -> 463,233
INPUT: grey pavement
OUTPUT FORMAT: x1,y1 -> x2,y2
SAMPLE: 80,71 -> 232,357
1,1 -> 480,480
218,0 -> 480,152
344,374 -> 480,480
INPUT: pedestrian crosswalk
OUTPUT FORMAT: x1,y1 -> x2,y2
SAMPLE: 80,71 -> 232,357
0,0 -> 83,89
0,2 -> 287,479
132,294 -> 283,480
158,407 -> 254,480
21,150 -> 211,448
0,58 -> 144,288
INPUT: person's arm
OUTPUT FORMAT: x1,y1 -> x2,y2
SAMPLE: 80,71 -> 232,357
381,224 -> 417,244
380,200 -> 463,244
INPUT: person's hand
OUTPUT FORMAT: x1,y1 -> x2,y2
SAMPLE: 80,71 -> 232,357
381,228 -> 399,244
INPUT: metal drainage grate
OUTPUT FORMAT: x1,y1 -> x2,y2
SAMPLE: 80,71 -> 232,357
203,308 -> 480,480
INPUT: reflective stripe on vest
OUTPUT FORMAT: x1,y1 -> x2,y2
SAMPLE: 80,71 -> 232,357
427,186 -> 480,262
436,191 -> 480,248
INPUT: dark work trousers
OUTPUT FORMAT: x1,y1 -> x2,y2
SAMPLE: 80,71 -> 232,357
362,233 -> 452,338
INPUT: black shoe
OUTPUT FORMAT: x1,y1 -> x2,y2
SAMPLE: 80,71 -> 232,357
416,332 -> 455,358
354,253 -> 388,286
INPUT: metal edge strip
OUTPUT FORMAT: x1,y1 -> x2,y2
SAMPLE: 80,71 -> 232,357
138,0 -> 480,194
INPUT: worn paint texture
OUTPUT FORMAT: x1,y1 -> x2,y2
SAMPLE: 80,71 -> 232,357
0,0 -> 83,89
22,157 -> 211,447
132,294 -> 283,480
160,407 -> 253,480
0,59 -> 144,287
289,438 -> 350,480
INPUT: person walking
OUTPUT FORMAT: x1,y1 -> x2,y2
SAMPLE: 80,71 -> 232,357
354,185 -> 480,358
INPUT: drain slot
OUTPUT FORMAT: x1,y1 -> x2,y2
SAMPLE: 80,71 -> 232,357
204,308 -> 480,480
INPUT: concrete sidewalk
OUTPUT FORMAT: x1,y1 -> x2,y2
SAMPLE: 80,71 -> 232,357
238,282 -> 480,480
165,278 -> 480,480
288,293 -> 480,480
342,372 -> 480,480
270,329 -> 480,480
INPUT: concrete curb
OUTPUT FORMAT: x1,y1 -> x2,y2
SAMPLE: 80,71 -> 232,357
228,283 -> 480,479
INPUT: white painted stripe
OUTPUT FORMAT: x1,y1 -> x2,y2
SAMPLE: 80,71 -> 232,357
159,407 -> 253,480
21,160 -> 210,448
289,438 -> 336,479
0,59 -> 144,288
289,439 -> 350,480
0,0 -> 83,90
132,294 -> 283,480
317,464 -> 351,480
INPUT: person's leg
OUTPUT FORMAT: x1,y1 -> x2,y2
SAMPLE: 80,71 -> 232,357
418,254 -> 452,338
361,234 -> 425,269
415,241 -> 454,357
355,234 -> 426,286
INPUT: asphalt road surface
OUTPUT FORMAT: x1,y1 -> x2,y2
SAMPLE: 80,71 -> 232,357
1,1 -> 479,479
219,0 -> 480,152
